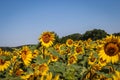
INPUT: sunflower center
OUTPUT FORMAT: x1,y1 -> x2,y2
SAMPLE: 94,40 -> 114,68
76,47 -> 82,53
0,59 -> 5,65
66,48 -> 70,53
16,69 -> 23,76
90,57 -> 96,62
42,34 -> 51,43
69,56 -> 76,64
52,56 -> 57,60
39,64 -> 47,72
104,43 -> 119,56
68,40 -> 73,45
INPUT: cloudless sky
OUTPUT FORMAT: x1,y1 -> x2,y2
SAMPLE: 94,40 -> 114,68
0,0 -> 120,47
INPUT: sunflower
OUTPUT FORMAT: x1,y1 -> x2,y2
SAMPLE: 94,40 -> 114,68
99,35 -> 120,63
68,54 -> 77,65
15,69 -> 24,76
0,59 -> 11,71
73,41 -> 79,47
112,71 -> 120,80
0,50 -> 11,71
50,54 -> 58,62
88,53 -> 97,65
73,40 -> 83,47
66,39 -> 74,47
32,49 -> 39,58
59,44 -> 67,55
91,64 -> 101,72
20,46 -> 33,66
54,43 -> 61,52
74,45 -> 84,55
34,63 -> 49,76
66,47 -> 71,55
39,31 -> 55,47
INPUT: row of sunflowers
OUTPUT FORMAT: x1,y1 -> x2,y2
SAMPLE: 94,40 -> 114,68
0,31 -> 120,80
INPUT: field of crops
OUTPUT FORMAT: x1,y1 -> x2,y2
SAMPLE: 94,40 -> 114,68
0,31 -> 120,80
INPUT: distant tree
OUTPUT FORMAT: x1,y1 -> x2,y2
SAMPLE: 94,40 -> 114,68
0,47 -> 13,52
113,32 -> 120,36
60,33 -> 81,43
81,29 -> 108,40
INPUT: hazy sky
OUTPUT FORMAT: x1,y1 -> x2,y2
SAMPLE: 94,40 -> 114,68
0,0 -> 120,47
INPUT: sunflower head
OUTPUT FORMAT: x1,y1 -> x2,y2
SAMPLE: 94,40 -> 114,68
33,49 -> 39,58
38,63 -> 49,75
59,44 -> 67,55
34,63 -> 49,76
20,46 -> 33,66
50,54 -> 58,62
68,54 -> 77,65
66,39 -> 73,47
74,45 -> 84,55
39,31 -> 55,47
99,35 -> 120,63
0,50 -> 11,71
15,69 -> 24,76
88,53 -> 97,65
104,35 -> 120,56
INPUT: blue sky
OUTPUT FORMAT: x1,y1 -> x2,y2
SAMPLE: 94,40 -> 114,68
0,0 -> 120,47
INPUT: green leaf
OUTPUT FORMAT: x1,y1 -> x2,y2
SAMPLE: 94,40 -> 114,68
0,55 -> 11,60
27,67 -> 33,74
48,47 -> 60,56
49,62 -> 66,74
34,55 -> 48,64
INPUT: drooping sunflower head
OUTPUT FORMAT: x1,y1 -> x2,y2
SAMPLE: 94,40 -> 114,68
54,43 -> 61,52
20,46 -> 33,66
88,53 -> 97,65
66,39 -> 74,47
99,35 -> 120,63
32,49 -> 39,58
39,31 -> 55,47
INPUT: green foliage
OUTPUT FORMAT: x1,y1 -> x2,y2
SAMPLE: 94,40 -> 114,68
0,29 -> 120,80
81,29 -> 108,40
113,32 -> 120,36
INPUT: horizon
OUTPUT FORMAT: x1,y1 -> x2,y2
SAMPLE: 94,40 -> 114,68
0,0 -> 120,47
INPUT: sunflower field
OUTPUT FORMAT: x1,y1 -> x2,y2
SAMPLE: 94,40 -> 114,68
0,30 -> 120,80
